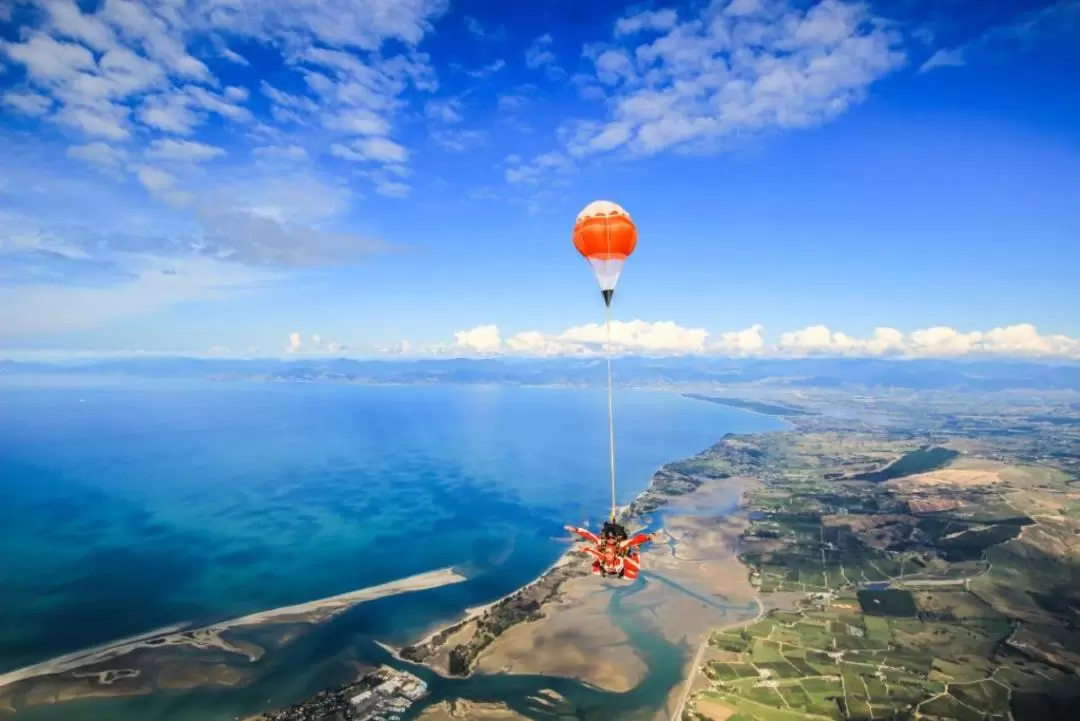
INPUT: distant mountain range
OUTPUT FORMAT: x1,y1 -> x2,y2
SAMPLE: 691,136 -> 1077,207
4,356 -> 1080,392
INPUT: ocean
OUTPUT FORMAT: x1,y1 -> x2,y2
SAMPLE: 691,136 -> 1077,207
0,376 -> 785,719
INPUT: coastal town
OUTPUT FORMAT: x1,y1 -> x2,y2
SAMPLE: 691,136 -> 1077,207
253,666 -> 428,721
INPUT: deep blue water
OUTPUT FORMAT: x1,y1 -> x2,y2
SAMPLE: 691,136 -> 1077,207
0,376 -> 784,719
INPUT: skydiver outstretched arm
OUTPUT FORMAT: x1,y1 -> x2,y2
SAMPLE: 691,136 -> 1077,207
578,545 -> 602,560
565,525 -> 600,544
620,532 -> 655,550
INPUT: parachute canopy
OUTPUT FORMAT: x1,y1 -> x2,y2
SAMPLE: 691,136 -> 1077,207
572,200 -> 637,305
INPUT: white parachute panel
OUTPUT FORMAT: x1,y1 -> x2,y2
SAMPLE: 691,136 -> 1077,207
577,200 -> 630,223
588,257 -> 625,291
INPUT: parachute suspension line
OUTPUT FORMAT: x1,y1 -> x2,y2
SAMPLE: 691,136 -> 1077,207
606,299 -> 617,523
604,214 -> 617,523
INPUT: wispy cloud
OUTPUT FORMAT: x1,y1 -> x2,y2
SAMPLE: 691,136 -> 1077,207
524,33 -> 565,80
0,253 -> 278,336
920,0 -> 1080,72
464,15 -> 506,41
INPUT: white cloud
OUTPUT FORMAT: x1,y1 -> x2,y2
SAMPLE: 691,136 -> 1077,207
465,59 -> 506,79
375,180 -> 411,198
332,136 -> 408,164
192,0 -> 449,51
469,187 -> 499,201
224,85 -> 249,102
137,93 -> 201,134
260,80 -> 320,125
54,101 -> 132,140
219,46 -> 250,66
453,325 -> 503,354
2,32 -> 97,81
919,49 -> 965,72
0,255 -> 277,336
407,322 -> 1080,360
514,0 -> 906,183
464,16 -> 505,41
67,141 -> 128,170
772,323 -> 1080,359
525,33 -> 558,71
253,144 -> 310,162
919,2 -> 1080,74
426,98 -> 464,123
323,107 -> 391,136
284,330 -> 346,355
715,324 -> 767,356
431,129 -> 486,152
3,91 -> 54,115
146,138 -> 226,162
134,165 -> 176,192
613,9 -> 678,36
3,0 -> 442,203
505,151 -> 572,184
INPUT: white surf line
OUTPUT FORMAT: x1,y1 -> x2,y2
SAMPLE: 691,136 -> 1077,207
0,567 -> 468,691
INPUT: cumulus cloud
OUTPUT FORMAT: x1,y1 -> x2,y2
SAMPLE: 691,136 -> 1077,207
715,324 -> 767,356
452,324 -> 504,354
511,0 -> 906,182
283,330 -> 346,355
395,321 -> 1080,360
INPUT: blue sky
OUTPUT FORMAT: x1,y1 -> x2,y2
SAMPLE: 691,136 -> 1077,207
1,0 -> 1078,359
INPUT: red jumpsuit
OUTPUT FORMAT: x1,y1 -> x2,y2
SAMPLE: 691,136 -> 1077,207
565,526 -> 653,580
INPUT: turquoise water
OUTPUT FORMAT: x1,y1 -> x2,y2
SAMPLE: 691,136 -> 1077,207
0,377 -> 784,719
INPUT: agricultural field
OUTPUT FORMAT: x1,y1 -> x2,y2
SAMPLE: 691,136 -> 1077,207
685,409 -> 1080,721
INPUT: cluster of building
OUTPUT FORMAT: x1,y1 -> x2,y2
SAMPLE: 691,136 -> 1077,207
348,666 -> 428,721
256,666 -> 428,721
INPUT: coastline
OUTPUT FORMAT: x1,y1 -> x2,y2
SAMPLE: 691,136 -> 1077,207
394,395 -> 791,697
390,553 -> 579,660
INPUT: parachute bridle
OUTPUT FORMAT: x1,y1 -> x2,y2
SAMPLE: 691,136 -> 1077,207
605,251 -> 617,523
572,200 -> 636,526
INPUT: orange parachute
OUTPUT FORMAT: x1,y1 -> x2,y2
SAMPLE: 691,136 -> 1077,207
572,200 -> 638,307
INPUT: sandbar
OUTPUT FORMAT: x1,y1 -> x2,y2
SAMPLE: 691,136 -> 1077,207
0,567 -> 468,696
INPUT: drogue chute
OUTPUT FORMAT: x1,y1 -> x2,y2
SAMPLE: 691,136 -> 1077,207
572,200 -> 638,307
